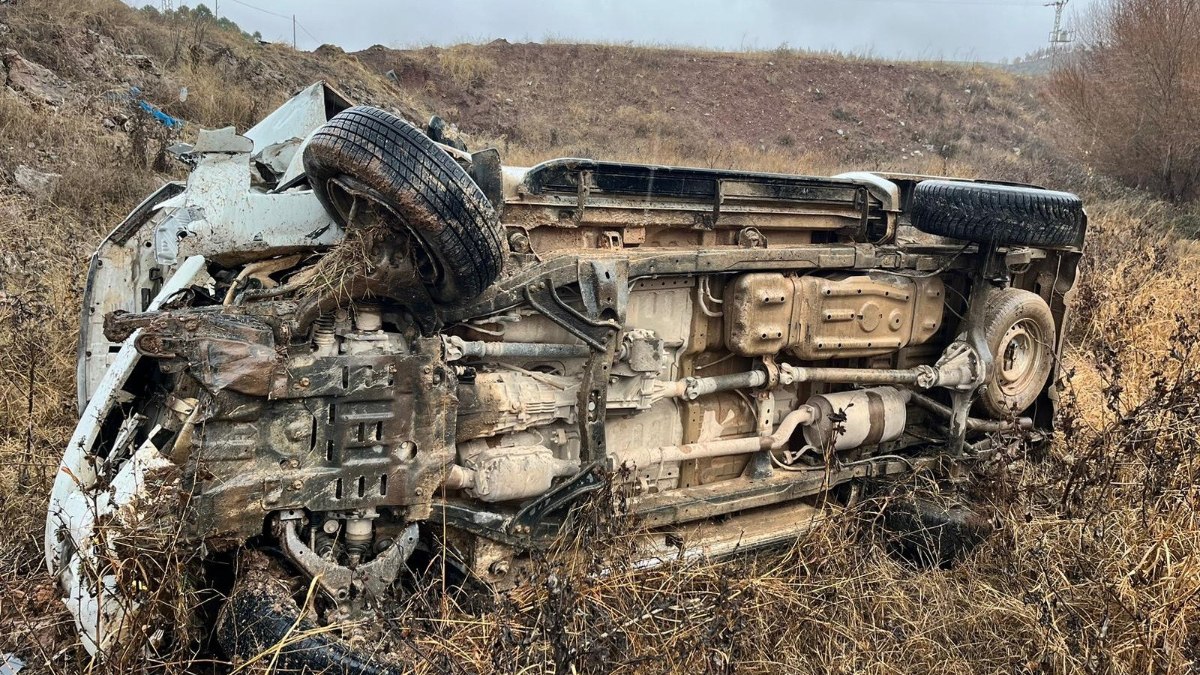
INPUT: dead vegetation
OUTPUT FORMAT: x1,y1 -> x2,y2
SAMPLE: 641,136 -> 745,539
355,40 -> 1067,183
0,0 -> 1198,673
1050,0 -> 1200,204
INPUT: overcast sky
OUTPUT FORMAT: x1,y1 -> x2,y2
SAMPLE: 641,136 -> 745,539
174,0 -> 1098,62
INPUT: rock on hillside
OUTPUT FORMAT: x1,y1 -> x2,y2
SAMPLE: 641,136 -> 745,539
2,48 -> 71,105
0,0 -> 431,212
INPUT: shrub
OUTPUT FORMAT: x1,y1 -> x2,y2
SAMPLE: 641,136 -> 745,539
1050,0 -> 1200,203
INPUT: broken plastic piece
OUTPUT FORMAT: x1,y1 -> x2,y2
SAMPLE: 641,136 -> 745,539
2,652 -> 26,674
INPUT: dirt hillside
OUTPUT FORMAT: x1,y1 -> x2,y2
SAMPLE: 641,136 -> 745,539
356,41 -> 1066,181
0,1 -> 1197,674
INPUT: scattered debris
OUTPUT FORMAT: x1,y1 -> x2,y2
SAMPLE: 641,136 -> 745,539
101,88 -> 127,103
0,654 -> 25,675
166,141 -> 196,166
14,165 -> 61,199
124,53 -> 159,74
129,87 -> 183,129
101,113 -> 128,131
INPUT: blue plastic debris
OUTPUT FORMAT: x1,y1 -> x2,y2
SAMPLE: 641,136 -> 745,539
129,86 -> 184,130
137,99 -> 184,129
0,653 -> 25,675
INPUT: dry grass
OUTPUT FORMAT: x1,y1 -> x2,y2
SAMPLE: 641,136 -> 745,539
1,1 -> 1199,673
356,40 -> 1067,189
437,46 -> 498,92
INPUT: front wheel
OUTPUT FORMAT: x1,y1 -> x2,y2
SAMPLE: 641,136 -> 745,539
217,552 -> 409,674
302,106 -> 506,304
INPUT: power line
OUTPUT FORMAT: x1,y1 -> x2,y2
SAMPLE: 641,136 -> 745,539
224,0 -> 320,47
225,0 -> 289,20
295,20 -> 319,44
1047,0 -> 1073,46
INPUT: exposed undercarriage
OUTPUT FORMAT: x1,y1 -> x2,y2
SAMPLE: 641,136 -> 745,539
44,83 -> 1085,667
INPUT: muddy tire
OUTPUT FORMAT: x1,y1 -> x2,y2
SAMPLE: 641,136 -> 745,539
978,287 -> 1056,417
911,179 -> 1084,248
303,105 -> 505,304
217,554 -> 407,674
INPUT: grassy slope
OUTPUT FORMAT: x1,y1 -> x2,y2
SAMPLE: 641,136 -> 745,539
0,1 -> 1196,673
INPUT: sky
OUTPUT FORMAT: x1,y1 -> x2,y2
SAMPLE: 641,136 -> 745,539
160,0 -> 1099,63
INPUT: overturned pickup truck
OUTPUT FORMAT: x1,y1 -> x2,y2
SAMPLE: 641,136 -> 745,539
45,82 -> 1084,670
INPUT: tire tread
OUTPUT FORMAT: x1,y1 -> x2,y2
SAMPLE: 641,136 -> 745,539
911,179 -> 1084,248
303,106 -> 504,303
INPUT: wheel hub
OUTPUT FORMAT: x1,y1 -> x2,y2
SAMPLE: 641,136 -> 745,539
997,319 -> 1043,396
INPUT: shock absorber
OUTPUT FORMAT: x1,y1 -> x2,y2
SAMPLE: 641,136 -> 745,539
343,509 -> 377,566
314,517 -> 339,560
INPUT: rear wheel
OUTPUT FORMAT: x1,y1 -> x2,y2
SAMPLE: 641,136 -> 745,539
978,287 -> 1056,417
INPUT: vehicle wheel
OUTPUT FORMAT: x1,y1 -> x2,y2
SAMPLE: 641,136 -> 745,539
910,179 -> 1084,248
879,498 -> 994,569
978,287 -> 1056,417
303,105 -> 505,304
216,552 -> 408,674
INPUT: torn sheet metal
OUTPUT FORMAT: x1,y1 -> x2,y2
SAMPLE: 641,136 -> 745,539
78,82 -> 355,409
155,128 -> 344,265
76,182 -> 185,410
244,81 -> 352,185
46,257 -> 205,656
244,81 -> 332,152
1,654 -> 25,675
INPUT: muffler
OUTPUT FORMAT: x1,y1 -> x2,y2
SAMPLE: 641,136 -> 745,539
802,387 -> 910,451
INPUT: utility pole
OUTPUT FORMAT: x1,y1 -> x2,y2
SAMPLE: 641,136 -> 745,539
1046,0 -> 1072,48
293,14 -> 297,49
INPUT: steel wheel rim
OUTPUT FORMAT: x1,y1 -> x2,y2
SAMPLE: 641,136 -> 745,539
997,318 -> 1045,398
